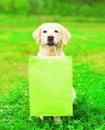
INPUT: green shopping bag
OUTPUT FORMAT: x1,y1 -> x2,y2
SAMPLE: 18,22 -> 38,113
29,56 -> 73,116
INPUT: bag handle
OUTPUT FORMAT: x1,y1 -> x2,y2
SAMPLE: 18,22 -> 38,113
45,45 -> 57,56
53,46 -> 57,56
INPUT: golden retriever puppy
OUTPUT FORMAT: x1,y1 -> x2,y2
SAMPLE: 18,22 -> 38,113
32,23 -> 76,122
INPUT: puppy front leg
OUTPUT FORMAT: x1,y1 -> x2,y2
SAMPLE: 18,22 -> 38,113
72,87 -> 76,101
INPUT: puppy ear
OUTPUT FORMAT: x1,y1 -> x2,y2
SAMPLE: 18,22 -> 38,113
61,25 -> 71,45
32,27 -> 41,43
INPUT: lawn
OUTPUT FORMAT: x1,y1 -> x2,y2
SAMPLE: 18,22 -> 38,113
0,14 -> 105,130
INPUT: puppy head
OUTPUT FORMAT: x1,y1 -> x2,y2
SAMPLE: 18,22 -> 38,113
32,23 -> 71,47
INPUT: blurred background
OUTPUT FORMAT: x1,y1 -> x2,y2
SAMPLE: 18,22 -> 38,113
0,0 -> 105,17
0,0 -> 105,129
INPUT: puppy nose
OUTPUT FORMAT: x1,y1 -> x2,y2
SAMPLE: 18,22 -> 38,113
48,36 -> 54,42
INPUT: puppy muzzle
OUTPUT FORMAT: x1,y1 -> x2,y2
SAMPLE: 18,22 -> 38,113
47,36 -> 55,46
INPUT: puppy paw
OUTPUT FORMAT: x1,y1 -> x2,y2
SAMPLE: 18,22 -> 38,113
39,116 -> 44,120
54,116 -> 60,122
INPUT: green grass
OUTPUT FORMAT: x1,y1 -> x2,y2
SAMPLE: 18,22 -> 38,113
0,14 -> 105,130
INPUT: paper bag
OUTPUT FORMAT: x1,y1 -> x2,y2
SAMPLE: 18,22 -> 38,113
29,56 -> 73,116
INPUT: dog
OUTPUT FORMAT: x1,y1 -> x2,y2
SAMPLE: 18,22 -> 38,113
32,23 -> 76,122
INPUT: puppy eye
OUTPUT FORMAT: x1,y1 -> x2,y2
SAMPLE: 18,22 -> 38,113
43,30 -> 47,33
54,30 -> 59,33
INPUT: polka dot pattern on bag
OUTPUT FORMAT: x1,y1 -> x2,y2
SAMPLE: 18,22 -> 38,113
29,56 -> 73,116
